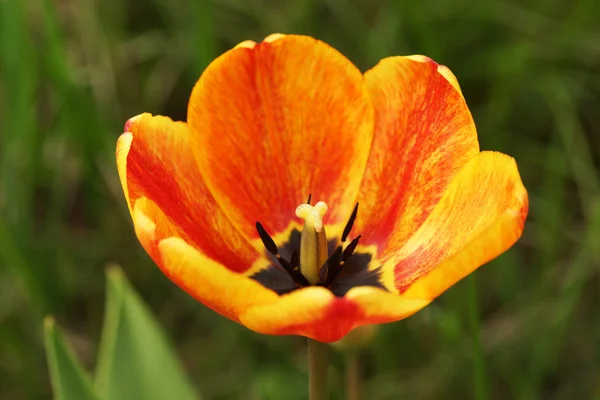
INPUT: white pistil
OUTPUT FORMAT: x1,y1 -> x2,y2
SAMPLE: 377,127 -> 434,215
295,201 -> 329,285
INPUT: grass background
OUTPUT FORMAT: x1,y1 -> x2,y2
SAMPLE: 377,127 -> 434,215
1,0 -> 599,398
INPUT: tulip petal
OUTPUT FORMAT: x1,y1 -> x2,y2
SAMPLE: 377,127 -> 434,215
130,198 -> 277,322
188,34 -> 374,241
132,198 -> 429,336
116,132 -> 133,213
384,151 -> 528,297
240,286 -> 429,342
358,56 -> 479,260
158,236 -> 279,323
118,113 -> 261,273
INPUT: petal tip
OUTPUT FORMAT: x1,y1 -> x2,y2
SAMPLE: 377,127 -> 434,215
234,40 -> 256,49
124,114 -> 144,133
436,64 -> 463,96
263,33 -> 286,43
405,54 -> 433,64
403,55 -> 463,96
124,112 -> 155,133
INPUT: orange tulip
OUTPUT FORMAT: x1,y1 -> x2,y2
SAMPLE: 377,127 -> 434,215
116,34 -> 528,343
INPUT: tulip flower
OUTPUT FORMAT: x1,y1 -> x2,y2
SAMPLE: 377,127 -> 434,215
116,34 -> 528,346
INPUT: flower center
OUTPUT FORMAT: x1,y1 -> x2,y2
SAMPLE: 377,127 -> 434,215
255,196 -> 361,292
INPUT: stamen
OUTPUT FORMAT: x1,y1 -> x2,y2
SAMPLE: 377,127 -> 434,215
290,250 -> 299,268
343,235 -> 361,261
256,222 -> 278,255
318,259 -> 328,283
255,222 -> 310,287
341,202 -> 359,242
320,235 -> 361,288
321,246 -> 343,287
306,193 -> 312,205
278,257 -> 310,287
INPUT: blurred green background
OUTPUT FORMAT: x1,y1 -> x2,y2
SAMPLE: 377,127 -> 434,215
1,0 -> 599,398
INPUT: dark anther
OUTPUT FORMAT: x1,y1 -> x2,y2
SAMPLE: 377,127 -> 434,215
341,202 -> 359,242
278,257 -> 311,287
256,222 -> 278,255
256,222 -> 311,288
318,259 -> 328,283
290,250 -> 299,268
277,257 -> 294,274
306,193 -> 312,205
343,235 -> 361,261
322,246 -> 343,287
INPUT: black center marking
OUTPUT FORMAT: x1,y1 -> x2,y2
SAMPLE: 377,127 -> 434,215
250,216 -> 386,297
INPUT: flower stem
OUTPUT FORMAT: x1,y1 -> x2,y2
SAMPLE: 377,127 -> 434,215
466,275 -> 489,400
307,339 -> 328,400
345,352 -> 361,400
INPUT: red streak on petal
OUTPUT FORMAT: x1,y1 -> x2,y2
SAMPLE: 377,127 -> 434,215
270,297 -> 389,343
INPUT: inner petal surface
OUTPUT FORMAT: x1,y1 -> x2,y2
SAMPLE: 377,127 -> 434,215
188,34 -> 374,242
358,56 -> 479,260
121,114 -> 260,273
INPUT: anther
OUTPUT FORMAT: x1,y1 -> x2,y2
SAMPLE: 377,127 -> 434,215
322,246 -> 343,287
256,222 -> 310,287
256,222 -> 278,255
341,202 -> 359,242
343,235 -> 361,261
279,257 -> 310,287
290,250 -> 299,268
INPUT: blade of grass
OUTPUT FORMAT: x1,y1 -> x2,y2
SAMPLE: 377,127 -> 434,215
44,317 -> 99,400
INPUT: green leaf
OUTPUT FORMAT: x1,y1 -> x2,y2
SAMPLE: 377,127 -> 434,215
44,317 -> 99,400
94,267 -> 200,400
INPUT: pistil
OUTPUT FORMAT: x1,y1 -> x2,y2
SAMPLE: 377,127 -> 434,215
295,201 -> 329,285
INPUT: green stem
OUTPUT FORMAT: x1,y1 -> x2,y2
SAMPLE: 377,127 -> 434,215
307,339 -> 328,400
345,352 -> 360,400
466,275 -> 489,400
